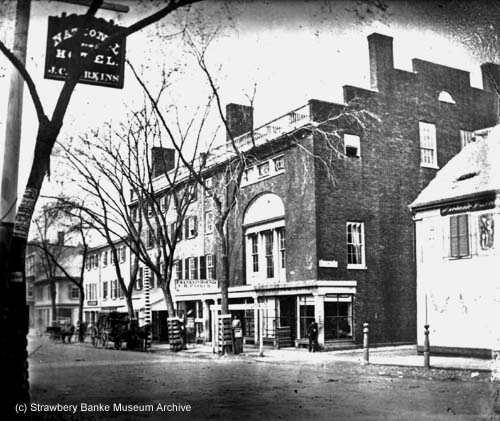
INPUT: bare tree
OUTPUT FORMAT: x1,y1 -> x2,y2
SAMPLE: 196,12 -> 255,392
58,90 -> 210,319
30,199 -> 89,335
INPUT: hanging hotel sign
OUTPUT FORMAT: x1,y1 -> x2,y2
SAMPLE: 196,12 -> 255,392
440,197 -> 496,216
44,14 -> 126,89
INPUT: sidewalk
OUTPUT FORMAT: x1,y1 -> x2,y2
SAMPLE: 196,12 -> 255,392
150,342 -> 496,372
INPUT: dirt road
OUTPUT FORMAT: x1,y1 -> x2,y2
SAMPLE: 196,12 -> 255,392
27,336 -> 500,420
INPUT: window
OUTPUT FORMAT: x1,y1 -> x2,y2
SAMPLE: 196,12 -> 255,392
438,91 -> 456,104
460,130 -> 474,149
147,229 -> 154,249
190,184 -> 198,202
184,216 -> 198,239
136,268 -> 143,290
118,283 -> 124,298
110,250 -> 114,265
120,246 -> 126,262
206,254 -> 215,280
147,202 -> 153,218
450,214 -> 469,258
205,211 -> 213,234
205,176 -> 213,189
344,134 -> 361,158
264,231 -> 274,278
70,286 -> 79,300
160,194 -> 167,212
274,156 -> 285,171
131,207 -> 137,223
250,234 -> 259,272
189,257 -> 198,279
244,167 -> 257,184
419,122 -> 437,168
26,255 -> 35,276
175,260 -> 182,280
112,280 -> 118,298
103,281 -> 108,299
102,251 -> 108,267
347,222 -> 365,268
27,283 -> 33,298
277,228 -> 286,269
258,162 -> 270,177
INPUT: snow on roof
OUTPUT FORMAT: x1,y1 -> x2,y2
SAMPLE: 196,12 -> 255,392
410,125 -> 500,210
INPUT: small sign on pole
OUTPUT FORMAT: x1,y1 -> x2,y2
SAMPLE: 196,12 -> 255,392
44,14 -> 126,88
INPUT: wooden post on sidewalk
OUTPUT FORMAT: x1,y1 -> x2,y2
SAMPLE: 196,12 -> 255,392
362,322 -> 369,365
259,308 -> 264,357
423,324 -> 430,368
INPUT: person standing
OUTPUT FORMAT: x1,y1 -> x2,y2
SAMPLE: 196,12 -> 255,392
307,320 -> 319,352
232,314 -> 243,354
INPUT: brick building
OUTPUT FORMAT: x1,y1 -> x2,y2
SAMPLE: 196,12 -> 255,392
135,32 -> 500,349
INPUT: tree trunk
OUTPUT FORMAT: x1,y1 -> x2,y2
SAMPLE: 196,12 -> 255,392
161,279 -> 175,317
50,277 -> 57,324
78,285 -> 84,342
125,294 -> 135,319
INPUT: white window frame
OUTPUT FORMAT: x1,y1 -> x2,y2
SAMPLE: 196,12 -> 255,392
273,155 -> 285,172
344,134 -> 361,158
419,122 -> 438,168
206,254 -> 214,280
346,222 -> 366,269
205,211 -> 213,234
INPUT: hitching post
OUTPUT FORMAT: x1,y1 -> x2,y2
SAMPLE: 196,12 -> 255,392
363,322 -> 369,365
423,324 -> 430,368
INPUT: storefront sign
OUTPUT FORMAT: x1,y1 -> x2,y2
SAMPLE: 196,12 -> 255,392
44,14 -> 126,88
440,197 -> 496,216
175,279 -> 218,291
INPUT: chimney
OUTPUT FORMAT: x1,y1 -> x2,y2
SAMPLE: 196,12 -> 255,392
151,147 -> 175,178
367,33 -> 394,91
225,103 -> 253,142
57,231 -> 64,245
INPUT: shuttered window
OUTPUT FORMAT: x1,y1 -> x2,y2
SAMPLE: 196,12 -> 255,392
450,214 -> 469,258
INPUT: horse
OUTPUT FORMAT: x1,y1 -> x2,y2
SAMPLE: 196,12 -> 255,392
114,321 -> 152,351
60,324 -> 75,344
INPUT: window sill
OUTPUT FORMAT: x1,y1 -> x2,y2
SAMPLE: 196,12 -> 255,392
347,265 -> 367,270
420,163 -> 439,170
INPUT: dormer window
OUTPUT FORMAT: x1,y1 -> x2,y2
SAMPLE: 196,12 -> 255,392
438,91 -> 456,104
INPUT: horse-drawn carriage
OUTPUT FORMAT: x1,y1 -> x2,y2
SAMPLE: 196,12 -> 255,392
90,311 -> 151,351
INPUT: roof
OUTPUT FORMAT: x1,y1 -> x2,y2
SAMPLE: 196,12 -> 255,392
410,125 -> 500,210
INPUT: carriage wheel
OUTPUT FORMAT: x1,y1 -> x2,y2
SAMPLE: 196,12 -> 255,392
101,332 -> 108,349
91,327 -> 100,348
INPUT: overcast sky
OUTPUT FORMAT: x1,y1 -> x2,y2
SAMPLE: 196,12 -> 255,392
1,0 -> 499,206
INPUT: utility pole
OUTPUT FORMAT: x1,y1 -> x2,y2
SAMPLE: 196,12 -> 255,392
0,0 -> 32,412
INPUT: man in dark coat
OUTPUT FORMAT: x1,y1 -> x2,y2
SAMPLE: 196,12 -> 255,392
307,320 -> 319,352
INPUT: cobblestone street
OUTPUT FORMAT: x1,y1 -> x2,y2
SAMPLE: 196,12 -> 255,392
27,335 -> 500,420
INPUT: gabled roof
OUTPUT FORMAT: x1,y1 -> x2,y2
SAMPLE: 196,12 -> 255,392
410,125 -> 500,210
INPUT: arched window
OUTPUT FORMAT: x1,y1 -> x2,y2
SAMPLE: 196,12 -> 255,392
438,91 -> 456,104
243,193 -> 286,284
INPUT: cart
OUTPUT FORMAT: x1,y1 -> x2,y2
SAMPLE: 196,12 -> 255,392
90,311 -> 151,351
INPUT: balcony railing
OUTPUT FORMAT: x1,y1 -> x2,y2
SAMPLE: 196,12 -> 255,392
208,103 -> 313,163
